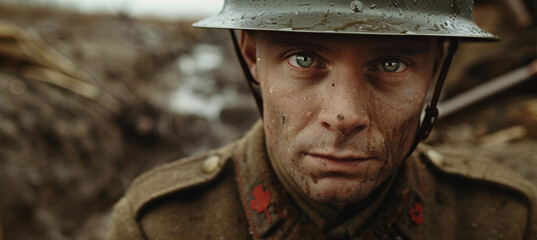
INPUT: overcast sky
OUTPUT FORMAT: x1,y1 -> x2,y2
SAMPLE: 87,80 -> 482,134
26,0 -> 224,20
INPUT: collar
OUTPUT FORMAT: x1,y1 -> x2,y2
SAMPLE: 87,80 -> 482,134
233,120 -> 289,238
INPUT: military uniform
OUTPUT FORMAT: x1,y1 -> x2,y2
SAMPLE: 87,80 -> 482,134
108,121 -> 537,240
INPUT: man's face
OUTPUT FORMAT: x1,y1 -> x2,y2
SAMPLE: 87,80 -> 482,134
242,31 -> 442,205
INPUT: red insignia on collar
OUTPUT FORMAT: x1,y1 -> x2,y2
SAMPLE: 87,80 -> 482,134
251,184 -> 272,224
409,202 -> 424,225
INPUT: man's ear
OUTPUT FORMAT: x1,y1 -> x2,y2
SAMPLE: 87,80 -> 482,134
240,31 -> 260,83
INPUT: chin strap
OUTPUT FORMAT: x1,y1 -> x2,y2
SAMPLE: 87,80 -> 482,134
230,30 -> 459,159
230,30 -> 264,118
403,38 -> 459,161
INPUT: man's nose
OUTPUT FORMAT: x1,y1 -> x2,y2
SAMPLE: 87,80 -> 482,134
317,75 -> 370,136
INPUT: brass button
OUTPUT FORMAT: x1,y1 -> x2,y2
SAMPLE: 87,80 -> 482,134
426,149 -> 444,166
202,155 -> 220,174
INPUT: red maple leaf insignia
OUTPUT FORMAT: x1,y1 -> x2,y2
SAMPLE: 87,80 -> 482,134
409,202 -> 424,225
250,184 -> 272,224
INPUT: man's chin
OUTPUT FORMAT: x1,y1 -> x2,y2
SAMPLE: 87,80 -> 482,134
302,178 -> 375,204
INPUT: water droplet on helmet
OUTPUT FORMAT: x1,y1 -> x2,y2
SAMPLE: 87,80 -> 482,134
350,0 -> 364,13
442,21 -> 449,29
265,18 -> 276,24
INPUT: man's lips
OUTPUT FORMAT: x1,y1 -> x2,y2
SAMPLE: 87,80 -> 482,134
307,152 -> 373,161
304,152 -> 377,174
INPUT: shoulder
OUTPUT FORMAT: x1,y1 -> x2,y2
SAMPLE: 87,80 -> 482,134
418,144 -> 537,200
416,144 -> 537,239
124,141 -> 239,219
109,140 -> 252,239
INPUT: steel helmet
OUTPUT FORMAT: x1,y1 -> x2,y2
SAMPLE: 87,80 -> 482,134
194,0 -> 497,40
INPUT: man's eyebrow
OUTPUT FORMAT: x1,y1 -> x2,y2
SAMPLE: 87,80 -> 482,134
265,37 -> 326,50
264,36 -> 431,56
370,46 -> 429,56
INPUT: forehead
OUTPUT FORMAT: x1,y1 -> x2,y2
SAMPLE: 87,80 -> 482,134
254,31 -> 438,55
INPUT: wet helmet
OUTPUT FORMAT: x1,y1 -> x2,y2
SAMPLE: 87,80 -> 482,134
194,0 -> 497,40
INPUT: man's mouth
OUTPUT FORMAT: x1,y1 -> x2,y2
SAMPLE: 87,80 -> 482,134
308,152 -> 372,161
304,152 -> 377,174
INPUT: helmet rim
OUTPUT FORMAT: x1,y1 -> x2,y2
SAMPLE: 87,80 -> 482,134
193,0 -> 498,41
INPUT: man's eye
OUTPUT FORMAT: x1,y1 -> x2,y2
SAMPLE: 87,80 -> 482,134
380,58 -> 407,73
288,53 -> 315,68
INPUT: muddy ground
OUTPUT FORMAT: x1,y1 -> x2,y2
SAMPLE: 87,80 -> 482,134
0,2 -> 536,240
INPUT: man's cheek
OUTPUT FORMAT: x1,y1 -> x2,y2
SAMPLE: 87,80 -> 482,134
264,103 -> 287,136
382,112 -> 420,165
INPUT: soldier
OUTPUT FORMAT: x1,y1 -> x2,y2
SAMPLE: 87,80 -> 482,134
108,0 -> 537,239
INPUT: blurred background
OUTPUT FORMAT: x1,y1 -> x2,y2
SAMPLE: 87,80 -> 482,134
0,0 -> 536,239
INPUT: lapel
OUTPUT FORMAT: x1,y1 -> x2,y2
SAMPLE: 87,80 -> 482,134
233,121 -> 288,238
234,121 -> 324,239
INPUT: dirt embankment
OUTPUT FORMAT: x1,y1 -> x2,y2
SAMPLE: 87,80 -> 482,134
0,4 -> 257,240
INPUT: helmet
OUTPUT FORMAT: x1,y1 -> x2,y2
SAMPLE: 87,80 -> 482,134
194,0 -> 497,40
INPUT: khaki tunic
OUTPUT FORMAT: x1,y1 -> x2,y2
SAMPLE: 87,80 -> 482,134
108,121 -> 537,239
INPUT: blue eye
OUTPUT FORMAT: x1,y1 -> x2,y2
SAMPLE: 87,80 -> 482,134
381,58 -> 407,72
289,53 -> 315,68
